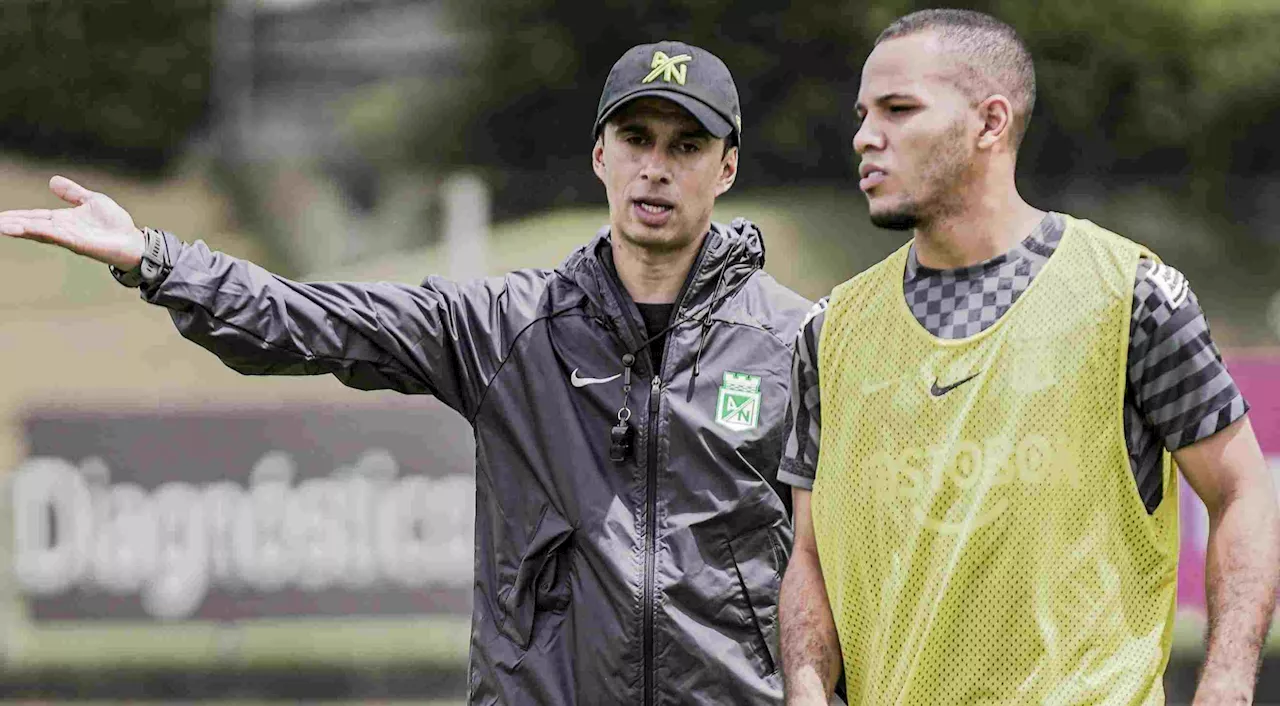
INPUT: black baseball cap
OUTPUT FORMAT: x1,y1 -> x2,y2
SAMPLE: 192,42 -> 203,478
594,41 -> 742,147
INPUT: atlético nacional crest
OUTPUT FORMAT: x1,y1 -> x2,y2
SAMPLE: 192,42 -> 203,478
716,371 -> 762,431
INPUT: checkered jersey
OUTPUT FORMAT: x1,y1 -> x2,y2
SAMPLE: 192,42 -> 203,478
778,213 -> 1249,513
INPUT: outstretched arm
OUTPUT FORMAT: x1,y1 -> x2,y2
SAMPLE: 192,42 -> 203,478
1176,415 -> 1280,705
780,488 -> 842,705
0,176 -> 514,416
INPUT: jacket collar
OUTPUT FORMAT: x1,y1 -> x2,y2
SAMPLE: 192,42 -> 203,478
556,218 -> 766,327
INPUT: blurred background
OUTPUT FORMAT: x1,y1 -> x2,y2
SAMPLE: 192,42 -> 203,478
0,0 -> 1277,703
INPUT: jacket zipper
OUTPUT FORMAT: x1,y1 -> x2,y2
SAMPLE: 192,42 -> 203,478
643,373 -> 661,706
591,236 -> 714,706
641,238 -> 714,706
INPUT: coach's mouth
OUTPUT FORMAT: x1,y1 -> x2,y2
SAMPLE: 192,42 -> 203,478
632,197 -> 675,227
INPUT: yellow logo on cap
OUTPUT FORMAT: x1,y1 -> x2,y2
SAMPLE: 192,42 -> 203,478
643,51 -> 692,86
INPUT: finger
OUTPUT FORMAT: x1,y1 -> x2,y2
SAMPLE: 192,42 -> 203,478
49,175 -> 96,207
0,216 -> 63,243
0,209 -> 54,220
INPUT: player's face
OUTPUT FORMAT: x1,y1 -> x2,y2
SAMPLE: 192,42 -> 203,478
853,33 -> 977,230
593,98 -> 737,253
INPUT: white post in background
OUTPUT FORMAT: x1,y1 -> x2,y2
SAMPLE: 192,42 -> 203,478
442,172 -> 491,280
211,0 -> 256,164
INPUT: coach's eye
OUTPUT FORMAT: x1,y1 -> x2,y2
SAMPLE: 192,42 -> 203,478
888,105 -> 916,114
678,142 -> 701,154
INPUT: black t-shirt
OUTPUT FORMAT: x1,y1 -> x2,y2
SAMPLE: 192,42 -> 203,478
636,302 -> 675,371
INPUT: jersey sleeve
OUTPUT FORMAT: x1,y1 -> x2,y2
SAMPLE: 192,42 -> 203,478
1128,259 -> 1249,453
778,298 -> 828,490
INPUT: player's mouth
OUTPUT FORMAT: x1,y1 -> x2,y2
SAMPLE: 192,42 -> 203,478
859,163 -> 887,192
632,197 -> 675,227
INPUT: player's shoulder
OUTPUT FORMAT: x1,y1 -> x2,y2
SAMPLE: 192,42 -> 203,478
1058,214 -> 1192,307
802,296 -> 830,333
792,296 -> 830,354
1129,257 -> 1210,358
1134,258 -> 1192,313
823,243 -> 911,317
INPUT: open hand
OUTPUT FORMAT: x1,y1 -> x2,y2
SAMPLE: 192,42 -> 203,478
0,176 -> 144,270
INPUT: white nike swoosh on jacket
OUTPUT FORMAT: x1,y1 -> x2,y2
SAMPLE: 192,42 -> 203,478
571,369 -> 621,387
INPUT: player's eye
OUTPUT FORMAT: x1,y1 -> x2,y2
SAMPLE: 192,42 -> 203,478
888,104 -> 916,114
678,142 -> 701,154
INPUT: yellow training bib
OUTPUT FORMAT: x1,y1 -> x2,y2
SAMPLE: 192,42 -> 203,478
813,216 -> 1178,705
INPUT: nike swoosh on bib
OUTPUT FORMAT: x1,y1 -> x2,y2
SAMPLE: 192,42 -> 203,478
929,373 -> 979,397
571,369 -> 622,388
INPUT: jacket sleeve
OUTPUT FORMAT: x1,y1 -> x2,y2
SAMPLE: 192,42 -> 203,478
141,237 -> 533,418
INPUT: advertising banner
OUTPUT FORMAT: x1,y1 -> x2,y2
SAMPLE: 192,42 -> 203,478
2,400 -> 477,670
11,402 -> 476,622
1178,354 -> 1280,614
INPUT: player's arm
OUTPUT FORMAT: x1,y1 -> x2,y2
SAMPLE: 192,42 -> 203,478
0,176 -> 504,416
776,300 -> 842,704
1177,416 -> 1280,705
781,487 -> 842,705
1126,260 -> 1280,703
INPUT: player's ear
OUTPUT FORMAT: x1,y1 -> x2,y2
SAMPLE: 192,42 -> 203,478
592,132 -> 607,183
976,94 -> 1014,151
715,142 -> 738,197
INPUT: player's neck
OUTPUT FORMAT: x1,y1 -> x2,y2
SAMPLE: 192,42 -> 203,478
912,187 -> 1044,271
611,229 -> 706,305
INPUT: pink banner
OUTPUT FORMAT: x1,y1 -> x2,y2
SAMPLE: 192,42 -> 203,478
1178,352 -> 1280,611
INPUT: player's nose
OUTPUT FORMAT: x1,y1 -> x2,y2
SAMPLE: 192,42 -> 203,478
853,118 -> 885,155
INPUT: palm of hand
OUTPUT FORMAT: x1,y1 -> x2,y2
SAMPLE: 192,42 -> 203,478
63,195 -> 139,264
0,176 -> 142,269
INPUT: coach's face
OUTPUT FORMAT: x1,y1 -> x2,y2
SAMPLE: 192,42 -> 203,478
593,97 -> 738,253
854,32 -> 978,230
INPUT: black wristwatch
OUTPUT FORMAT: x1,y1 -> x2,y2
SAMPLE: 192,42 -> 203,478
110,227 -> 173,289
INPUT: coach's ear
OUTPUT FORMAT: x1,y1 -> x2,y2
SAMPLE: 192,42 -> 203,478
592,134 -> 607,183
715,142 -> 738,197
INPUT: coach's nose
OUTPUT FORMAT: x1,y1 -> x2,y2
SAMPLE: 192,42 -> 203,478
638,147 -> 673,184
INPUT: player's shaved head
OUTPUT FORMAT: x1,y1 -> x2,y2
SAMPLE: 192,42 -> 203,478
876,9 -> 1036,149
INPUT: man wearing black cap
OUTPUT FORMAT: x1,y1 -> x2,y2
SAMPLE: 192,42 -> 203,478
1,41 -> 810,704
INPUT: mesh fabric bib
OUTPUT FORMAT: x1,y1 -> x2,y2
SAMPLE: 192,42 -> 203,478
813,216 -> 1178,705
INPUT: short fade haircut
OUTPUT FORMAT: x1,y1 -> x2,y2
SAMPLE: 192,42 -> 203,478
876,9 -> 1036,149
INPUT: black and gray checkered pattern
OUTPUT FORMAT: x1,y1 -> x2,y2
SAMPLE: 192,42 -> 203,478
780,213 -> 1248,514
903,214 -> 1063,339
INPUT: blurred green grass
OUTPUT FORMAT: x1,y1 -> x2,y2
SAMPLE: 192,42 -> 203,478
2,617 -> 471,671
317,186 -> 1279,347
315,187 -> 905,305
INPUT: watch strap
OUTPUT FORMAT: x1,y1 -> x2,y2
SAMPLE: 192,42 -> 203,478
110,228 -> 172,289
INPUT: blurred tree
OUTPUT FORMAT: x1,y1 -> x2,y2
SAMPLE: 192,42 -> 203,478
410,0 -> 1278,220
0,0 -> 214,173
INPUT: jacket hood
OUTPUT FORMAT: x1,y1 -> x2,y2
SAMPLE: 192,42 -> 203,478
555,218 -> 767,322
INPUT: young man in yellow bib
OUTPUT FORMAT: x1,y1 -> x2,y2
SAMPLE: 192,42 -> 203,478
777,9 -> 1280,706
